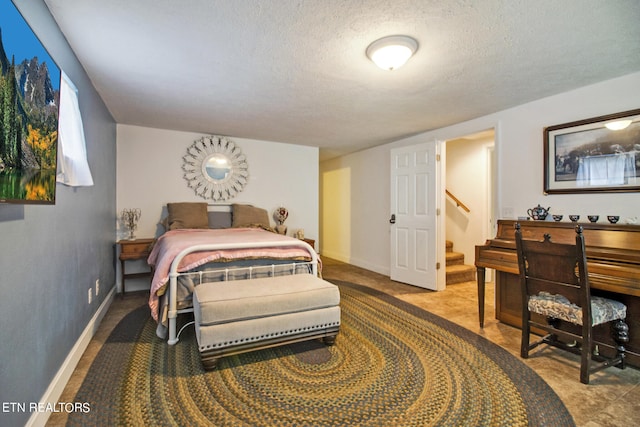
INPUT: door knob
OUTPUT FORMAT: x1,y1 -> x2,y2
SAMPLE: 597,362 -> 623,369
389,214 -> 396,224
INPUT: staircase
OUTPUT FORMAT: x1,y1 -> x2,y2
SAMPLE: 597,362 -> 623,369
445,240 -> 476,285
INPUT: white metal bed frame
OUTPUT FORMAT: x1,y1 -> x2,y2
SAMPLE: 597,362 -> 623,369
165,239 -> 318,345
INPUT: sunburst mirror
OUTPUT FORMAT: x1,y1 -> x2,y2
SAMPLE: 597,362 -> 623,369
182,135 -> 249,201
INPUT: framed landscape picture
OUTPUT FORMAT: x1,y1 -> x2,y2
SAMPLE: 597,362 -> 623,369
544,108 -> 640,194
0,1 -> 61,204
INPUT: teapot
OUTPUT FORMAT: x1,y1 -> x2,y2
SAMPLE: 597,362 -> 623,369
527,204 -> 550,220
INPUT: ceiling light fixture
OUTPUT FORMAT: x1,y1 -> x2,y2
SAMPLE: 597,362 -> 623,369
605,120 -> 632,131
366,35 -> 418,71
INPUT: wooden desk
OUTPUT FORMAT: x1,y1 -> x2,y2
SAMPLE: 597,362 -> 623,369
476,220 -> 640,366
117,238 -> 155,296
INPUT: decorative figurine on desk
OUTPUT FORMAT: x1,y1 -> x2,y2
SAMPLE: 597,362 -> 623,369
273,206 -> 289,235
121,208 -> 141,240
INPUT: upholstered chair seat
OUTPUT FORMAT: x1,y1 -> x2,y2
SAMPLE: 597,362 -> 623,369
528,292 -> 627,326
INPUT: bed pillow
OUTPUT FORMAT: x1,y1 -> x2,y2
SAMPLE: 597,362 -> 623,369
208,211 -> 233,229
232,204 -> 271,229
167,202 -> 209,230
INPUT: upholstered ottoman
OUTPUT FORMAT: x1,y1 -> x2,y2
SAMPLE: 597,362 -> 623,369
193,274 -> 341,369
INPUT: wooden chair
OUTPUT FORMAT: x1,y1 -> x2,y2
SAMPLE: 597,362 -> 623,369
514,223 -> 629,384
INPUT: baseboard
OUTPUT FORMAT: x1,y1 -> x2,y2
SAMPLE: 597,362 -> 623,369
319,248 -> 350,263
320,250 -> 390,277
26,286 -> 115,427
348,256 -> 390,276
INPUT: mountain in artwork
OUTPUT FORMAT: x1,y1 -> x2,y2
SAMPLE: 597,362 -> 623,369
0,27 -> 59,171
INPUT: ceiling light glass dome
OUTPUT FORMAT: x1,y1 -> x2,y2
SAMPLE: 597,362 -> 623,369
366,35 -> 419,70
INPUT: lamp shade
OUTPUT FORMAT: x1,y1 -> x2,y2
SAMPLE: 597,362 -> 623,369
366,35 -> 418,70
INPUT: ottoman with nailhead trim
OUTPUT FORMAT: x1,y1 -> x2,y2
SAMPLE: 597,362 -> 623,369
193,274 -> 340,370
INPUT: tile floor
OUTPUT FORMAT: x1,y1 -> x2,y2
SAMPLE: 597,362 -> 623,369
47,257 -> 640,426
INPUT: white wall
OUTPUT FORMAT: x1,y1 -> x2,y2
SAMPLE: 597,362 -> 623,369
320,71 -> 640,279
117,124 -> 319,291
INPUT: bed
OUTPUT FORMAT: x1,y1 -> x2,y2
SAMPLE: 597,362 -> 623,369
147,202 -> 319,344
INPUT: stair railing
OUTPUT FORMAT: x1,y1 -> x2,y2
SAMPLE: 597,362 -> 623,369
445,189 -> 470,213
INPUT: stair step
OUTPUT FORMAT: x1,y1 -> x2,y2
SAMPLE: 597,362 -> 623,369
445,240 -> 475,284
446,240 -> 453,252
446,264 -> 476,285
446,251 -> 464,266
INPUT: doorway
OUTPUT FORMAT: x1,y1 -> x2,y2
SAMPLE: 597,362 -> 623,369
444,129 -> 496,284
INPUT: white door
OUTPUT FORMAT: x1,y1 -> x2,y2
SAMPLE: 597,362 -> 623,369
390,141 -> 443,290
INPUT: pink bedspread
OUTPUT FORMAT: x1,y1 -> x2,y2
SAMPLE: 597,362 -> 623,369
147,228 -> 314,320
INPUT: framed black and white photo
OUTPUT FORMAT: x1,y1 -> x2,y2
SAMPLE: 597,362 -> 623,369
544,108 -> 640,194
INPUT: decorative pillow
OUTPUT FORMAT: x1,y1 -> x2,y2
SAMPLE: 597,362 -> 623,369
167,202 -> 209,230
232,204 -> 271,229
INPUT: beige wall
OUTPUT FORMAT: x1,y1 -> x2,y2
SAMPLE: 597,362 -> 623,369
320,166 -> 351,261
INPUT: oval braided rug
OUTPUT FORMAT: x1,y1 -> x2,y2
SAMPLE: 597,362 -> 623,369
68,281 -> 574,426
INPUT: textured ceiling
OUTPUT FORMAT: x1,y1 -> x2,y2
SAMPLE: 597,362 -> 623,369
44,0 -> 640,160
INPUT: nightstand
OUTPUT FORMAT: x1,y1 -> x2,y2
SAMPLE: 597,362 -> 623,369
302,238 -> 316,251
117,238 -> 155,296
